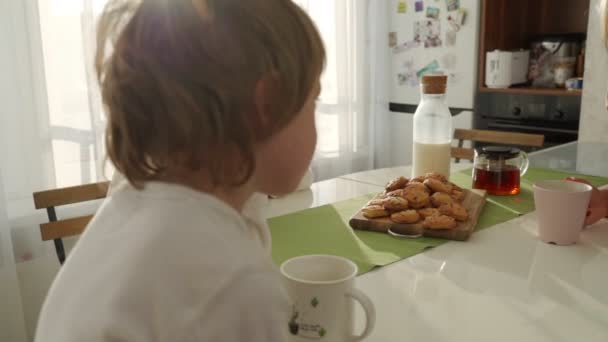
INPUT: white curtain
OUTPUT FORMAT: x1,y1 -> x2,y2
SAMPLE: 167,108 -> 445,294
1,1 -> 107,340
294,0 -> 378,181
368,1 -> 393,169
0,1 -> 390,340
1,0 -> 386,200
1,0 -> 108,214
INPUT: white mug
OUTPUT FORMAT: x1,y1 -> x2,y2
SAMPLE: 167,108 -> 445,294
533,180 -> 592,245
280,255 -> 375,341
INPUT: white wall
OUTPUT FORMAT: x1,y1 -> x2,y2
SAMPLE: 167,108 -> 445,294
579,0 -> 608,142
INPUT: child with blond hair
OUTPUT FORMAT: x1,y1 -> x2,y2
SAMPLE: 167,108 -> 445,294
36,0 -> 324,340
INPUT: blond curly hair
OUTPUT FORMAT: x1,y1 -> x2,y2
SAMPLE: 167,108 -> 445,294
95,0 -> 325,187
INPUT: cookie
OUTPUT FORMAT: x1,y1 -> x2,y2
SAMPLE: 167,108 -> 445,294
404,182 -> 430,194
450,189 -> 465,202
410,176 -> 426,183
422,215 -> 457,230
449,182 -> 463,192
362,205 -> 389,219
367,198 -> 385,206
386,189 -> 406,198
382,196 -> 409,212
430,192 -> 454,207
404,189 -> 430,209
425,172 -> 448,182
438,202 -> 469,221
423,178 -> 453,194
390,210 -> 421,224
385,176 -> 409,192
418,207 -> 441,219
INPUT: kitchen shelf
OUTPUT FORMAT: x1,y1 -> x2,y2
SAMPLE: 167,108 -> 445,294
477,0 -> 588,99
478,86 -> 582,97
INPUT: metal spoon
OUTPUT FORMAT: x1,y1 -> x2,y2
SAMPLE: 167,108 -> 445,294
388,227 -> 423,239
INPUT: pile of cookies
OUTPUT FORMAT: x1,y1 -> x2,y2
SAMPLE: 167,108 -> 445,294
361,172 -> 469,230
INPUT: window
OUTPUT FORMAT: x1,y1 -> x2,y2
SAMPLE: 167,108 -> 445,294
36,0 -> 108,187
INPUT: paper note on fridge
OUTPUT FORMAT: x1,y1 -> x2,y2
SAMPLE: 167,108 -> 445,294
397,1 -> 407,13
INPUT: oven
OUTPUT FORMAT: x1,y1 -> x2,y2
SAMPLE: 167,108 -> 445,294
474,93 -> 581,151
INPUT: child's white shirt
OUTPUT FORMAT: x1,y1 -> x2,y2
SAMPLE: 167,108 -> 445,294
35,182 -> 288,342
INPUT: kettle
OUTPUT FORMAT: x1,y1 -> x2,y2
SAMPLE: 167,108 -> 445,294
472,146 -> 529,196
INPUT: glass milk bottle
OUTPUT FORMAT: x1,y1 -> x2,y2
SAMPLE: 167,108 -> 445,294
412,75 -> 453,178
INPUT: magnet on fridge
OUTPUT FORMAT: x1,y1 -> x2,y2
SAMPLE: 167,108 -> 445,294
445,30 -> 457,47
416,60 -> 440,77
415,0 -> 424,12
397,71 -> 418,87
445,0 -> 460,12
397,1 -> 407,13
447,10 -> 464,32
426,7 -> 440,19
447,18 -> 460,32
397,73 -> 407,86
389,32 -> 398,48
414,20 -> 442,48
456,8 -> 467,25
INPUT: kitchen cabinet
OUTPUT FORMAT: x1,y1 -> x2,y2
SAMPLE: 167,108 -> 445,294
478,0 -> 590,96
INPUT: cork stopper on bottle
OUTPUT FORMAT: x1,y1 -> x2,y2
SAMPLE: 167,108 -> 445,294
421,75 -> 447,94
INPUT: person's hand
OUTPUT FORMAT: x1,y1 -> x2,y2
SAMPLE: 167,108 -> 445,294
565,177 -> 607,225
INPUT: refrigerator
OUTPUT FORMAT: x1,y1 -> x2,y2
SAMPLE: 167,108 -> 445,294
386,0 -> 480,165
389,0 -> 480,109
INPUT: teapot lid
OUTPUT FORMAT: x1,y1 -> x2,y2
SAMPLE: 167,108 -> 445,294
480,146 -> 521,159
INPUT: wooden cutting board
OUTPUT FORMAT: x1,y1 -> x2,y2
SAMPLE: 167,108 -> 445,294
349,189 -> 487,241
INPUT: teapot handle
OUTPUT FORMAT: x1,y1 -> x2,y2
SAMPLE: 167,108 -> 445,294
520,151 -> 530,176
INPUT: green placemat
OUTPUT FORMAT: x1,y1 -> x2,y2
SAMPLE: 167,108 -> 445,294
269,167 -> 608,275
456,167 -> 608,215
269,193 -> 518,275
522,168 -> 608,187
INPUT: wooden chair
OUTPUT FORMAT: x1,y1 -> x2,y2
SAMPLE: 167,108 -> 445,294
451,129 -> 545,162
33,181 -> 110,264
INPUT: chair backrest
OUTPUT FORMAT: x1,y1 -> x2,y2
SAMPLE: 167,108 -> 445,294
33,181 -> 109,263
452,129 -> 545,162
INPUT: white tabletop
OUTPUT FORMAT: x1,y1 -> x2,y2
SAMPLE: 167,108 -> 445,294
355,213 -> 608,342
267,141 -> 608,342
3,142 -> 608,341
527,141 -> 608,178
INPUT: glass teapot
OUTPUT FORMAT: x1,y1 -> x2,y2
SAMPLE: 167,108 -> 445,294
472,146 -> 529,195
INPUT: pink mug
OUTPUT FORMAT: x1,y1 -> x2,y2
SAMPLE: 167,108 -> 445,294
533,180 -> 592,245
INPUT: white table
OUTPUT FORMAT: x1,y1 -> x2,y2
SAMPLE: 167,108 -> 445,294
527,141 -> 608,178
265,142 -> 608,342
4,142 -> 608,341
